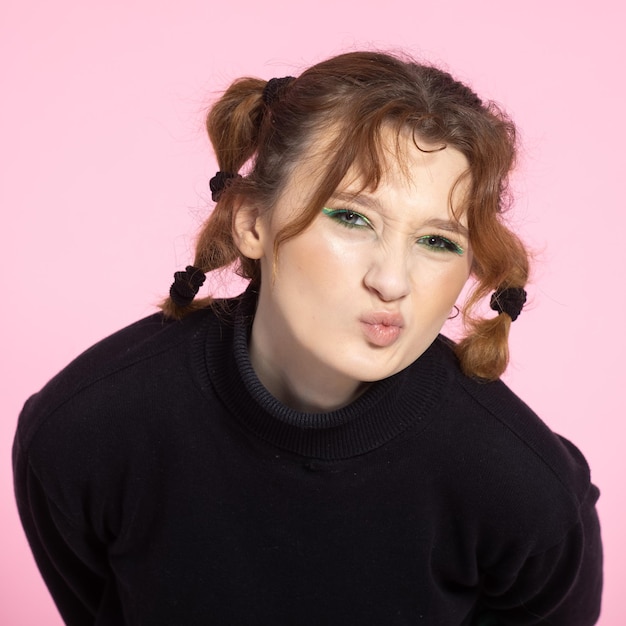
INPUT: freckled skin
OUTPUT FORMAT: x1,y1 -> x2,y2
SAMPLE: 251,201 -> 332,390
237,131 -> 473,412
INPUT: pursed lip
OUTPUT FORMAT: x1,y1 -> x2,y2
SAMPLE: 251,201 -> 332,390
359,311 -> 405,347
360,311 -> 405,328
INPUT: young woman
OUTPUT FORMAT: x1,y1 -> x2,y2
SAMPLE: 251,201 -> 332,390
13,51 -> 602,625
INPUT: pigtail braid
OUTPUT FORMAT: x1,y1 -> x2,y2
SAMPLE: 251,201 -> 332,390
455,223 -> 530,380
206,77 -> 267,173
160,78 -> 268,319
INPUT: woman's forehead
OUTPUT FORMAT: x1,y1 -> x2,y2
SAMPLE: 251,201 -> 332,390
267,123 -> 470,224
298,122 -> 468,183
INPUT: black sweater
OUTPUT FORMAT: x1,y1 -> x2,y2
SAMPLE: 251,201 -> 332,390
13,292 -> 602,625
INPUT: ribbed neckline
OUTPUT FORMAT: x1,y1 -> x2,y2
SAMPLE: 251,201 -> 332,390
197,290 -> 449,460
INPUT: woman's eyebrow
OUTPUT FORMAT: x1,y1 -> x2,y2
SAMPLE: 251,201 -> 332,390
328,191 -> 381,210
422,218 -> 469,238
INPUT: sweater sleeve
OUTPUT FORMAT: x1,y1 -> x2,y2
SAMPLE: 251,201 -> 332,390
13,431 -> 113,625
476,470 -> 603,625
11,312 -> 199,625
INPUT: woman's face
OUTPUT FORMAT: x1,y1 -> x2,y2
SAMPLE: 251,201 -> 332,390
238,130 -> 473,412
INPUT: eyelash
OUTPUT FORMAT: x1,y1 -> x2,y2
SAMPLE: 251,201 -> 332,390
417,235 -> 464,255
322,207 -> 371,228
322,207 -> 465,255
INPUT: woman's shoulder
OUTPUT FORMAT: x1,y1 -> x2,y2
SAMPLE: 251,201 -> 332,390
430,336 -> 594,509
16,299 -> 239,450
419,338 -> 598,563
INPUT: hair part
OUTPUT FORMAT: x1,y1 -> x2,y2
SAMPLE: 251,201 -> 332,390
160,50 -> 530,380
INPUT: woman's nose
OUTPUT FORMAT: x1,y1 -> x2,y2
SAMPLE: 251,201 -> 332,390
363,245 -> 411,302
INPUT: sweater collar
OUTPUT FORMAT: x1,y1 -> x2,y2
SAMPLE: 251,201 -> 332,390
201,288 -> 449,460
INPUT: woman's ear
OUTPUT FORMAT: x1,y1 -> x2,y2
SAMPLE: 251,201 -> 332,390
233,200 -> 265,260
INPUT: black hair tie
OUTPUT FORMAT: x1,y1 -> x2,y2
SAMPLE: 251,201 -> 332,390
169,265 -> 206,307
490,287 -> 527,322
262,76 -> 295,105
209,171 -> 240,202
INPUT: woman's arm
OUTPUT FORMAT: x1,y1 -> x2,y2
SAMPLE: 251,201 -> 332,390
13,433 -> 110,625
477,481 -> 602,625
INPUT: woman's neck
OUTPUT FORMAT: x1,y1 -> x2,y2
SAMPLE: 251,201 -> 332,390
248,324 -> 368,413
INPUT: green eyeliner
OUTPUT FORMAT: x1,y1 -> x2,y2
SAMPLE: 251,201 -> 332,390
322,207 -> 371,228
446,239 -> 465,255
324,207 -> 463,254
417,235 -> 465,255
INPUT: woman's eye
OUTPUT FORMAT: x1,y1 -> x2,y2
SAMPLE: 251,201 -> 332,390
322,207 -> 371,228
417,235 -> 464,255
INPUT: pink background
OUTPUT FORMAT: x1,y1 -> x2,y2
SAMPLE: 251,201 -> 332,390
2,1 -> 624,623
